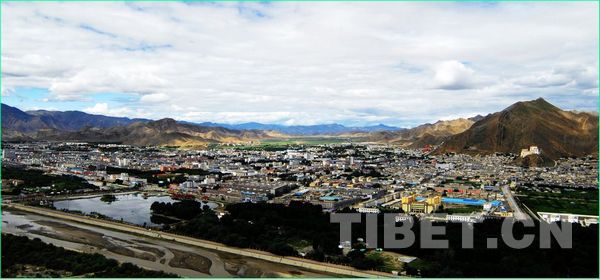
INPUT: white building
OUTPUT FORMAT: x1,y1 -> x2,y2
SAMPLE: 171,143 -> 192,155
446,213 -> 484,223
538,212 -> 599,227
119,172 -> 129,181
395,214 -> 412,222
435,163 -> 454,170
203,177 -> 216,184
117,158 -> 130,167
180,180 -> 199,189
520,146 -> 541,158
483,202 -> 493,211
358,207 -> 381,214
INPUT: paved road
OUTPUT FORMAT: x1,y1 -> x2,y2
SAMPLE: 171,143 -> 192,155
501,185 -> 530,221
4,203 -> 397,278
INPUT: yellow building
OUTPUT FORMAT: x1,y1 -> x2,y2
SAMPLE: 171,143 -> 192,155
426,196 -> 441,205
401,195 -> 442,214
401,194 -> 416,204
309,180 -> 321,187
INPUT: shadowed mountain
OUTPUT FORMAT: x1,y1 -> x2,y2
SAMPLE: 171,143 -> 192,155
30,118 -> 277,146
435,98 -> 598,159
2,104 -> 149,136
2,104 -> 277,145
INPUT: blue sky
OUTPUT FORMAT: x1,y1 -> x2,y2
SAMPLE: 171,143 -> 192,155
1,1 -> 598,127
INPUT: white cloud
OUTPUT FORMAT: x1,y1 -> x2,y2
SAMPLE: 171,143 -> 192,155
515,72 -> 572,88
83,103 -> 109,115
1,2 -> 597,126
1,85 -> 13,96
83,102 -> 136,117
47,67 -> 167,100
433,60 -> 477,90
140,93 -> 169,103
513,65 -> 598,90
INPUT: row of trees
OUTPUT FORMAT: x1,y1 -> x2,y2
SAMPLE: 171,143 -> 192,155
2,166 -> 96,195
150,200 -> 205,220
164,201 -> 345,259
157,200 -> 598,276
158,201 -> 397,271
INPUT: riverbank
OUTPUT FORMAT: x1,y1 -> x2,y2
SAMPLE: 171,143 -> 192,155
2,208 -> 338,277
3,203 -> 396,277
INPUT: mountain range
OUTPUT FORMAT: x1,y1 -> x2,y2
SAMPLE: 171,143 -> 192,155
2,98 -> 597,160
1,104 -> 150,139
32,118 -> 278,146
1,105 -> 279,145
193,121 -> 399,135
1,104 -> 399,137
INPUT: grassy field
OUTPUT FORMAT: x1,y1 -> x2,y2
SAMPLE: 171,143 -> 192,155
216,136 -> 366,151
260,137 -> 362,145
519,196 -> 598,215
517,188 -> 599,215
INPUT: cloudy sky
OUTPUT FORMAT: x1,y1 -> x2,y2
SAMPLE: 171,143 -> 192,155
1,1 -> 598,127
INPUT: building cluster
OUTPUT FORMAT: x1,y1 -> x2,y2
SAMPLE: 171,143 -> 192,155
2,141 -> 598,224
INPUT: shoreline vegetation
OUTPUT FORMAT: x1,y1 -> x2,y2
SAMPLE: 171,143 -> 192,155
1,166 -> 96,195
2,234 -> 179,278
99,194 -> 117,203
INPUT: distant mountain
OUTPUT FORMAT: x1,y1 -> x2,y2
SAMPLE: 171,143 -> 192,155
2,104 -> 149,136
436,98 -> 598,159
194,121 -> 400,135
25,118 -> 277,146
26,109 -> 150,130
369,118 -> 475,147
468,115 -> 485,122
4,99 -> 596,156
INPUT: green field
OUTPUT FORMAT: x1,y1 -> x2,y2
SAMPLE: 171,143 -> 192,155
517,188 -> 599,215
216,136 -> 365,151
260,137 -> 362,145
519,196 -> 598,215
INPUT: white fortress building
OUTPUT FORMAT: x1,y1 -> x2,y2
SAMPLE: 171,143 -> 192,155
520,146 -> 541,158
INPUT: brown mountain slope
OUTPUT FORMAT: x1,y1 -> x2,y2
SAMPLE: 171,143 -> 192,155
435,98 -> 598,159
369,118 -> 475,146
31,118 -> 274,146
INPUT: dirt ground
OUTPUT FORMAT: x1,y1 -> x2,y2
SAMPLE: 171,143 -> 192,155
168,248 -> 212,274
31,220 -> 156,262
215,250 -> 337,277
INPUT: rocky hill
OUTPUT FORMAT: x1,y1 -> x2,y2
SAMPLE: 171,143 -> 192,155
26,118 -> 276,146
435,98 -> 598,159
369,118 -> 476,147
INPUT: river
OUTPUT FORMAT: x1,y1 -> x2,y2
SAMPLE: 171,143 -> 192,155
52,193 -> 217,227
2,209 -> 336,277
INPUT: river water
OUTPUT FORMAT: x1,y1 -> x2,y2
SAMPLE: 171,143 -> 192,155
53,193 -> 217,227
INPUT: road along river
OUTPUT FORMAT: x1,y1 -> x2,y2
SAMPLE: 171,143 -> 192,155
2,205 -> 395,277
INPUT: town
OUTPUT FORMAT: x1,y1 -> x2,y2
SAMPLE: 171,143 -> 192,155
3,141 -> 597,227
